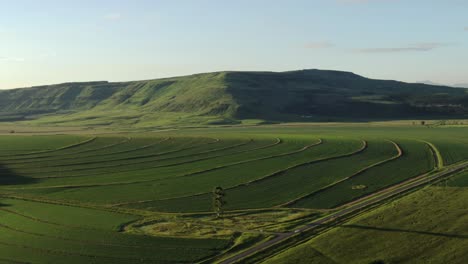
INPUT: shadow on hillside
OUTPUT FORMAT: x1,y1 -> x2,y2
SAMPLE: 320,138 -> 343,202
342,224 -> 468,239
0,163 -> 37,185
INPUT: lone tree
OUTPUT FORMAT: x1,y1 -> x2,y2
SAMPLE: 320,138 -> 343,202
212,186 -> 226,219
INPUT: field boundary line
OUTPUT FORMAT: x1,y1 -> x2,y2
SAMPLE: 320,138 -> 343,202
422,140 -> 444,169
110,138 -> 324,206
20,137 -> 171,166
35,138 -> 252,171
116,139 -> 365,209
0,240 -> 163,262
226,140 -> 367,190
6,137 -> 131,164
10,138 -> 317,190
0,222 -> 155,249
216,161 -> 468,264
329,141 -> 439,210
20,137 -> 223,176
0,136 -> 96,159
284,140 -> 402,208
34,137 -> 283,179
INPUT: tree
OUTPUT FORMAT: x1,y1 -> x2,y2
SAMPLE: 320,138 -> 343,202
420,121 -> 426,126
212,186 -> 226,219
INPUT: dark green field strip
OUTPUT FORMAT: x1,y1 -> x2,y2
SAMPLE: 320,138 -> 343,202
0,198 -> 138,231
0,199 -> 230,263
22,138 -> 261,178
44,138 -> 263,172
2,137 -> 217,173
0,201 -> 228,249
4,137 -> 130,165
0,207 -> 218,250
0,238 -> 220,264
1,136 -> 129,163
0,135 -> 90,157
0,224 -> 170,261
18,138 -> 363,205
137,140 -> 399,212
430,139 -> 468,165
12,137 -> 169,165
6,138 -> 319,194
16,138 -> 249,175
6,137 -> 292,186
4,136 -> 209,166
291,140 -> 435,209
0,243 -> 138,264
0,136 -> 95,158
0,222 -> 228,262
280,141 -> 402,207
446,170 -> 468,187
0,257 -> 28,264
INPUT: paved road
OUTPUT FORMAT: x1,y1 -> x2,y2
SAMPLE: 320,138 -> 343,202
219,161 -> 468,264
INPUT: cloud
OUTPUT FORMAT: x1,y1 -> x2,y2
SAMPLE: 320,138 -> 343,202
0,56 -> 25,62
355,42 -> 451,53
305,42 -> 334,49
103,13 -> 122,21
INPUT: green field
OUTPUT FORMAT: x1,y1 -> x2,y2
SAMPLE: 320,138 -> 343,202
262,171 -> 468,264
0,123 -> 467,263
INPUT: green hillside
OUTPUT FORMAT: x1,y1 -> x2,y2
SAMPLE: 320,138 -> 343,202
1,70 -> 467,127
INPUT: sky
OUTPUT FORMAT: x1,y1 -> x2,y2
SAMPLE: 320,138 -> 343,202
1,0 -> 468,89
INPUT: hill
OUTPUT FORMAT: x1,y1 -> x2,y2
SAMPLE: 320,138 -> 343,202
0,70 -> 467,127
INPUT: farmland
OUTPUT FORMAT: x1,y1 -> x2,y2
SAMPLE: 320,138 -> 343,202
0,122 -> 467,263
262,171 -> 468,264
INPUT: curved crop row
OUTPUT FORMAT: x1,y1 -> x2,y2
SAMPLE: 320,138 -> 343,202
126,139 -> 398,212
13,139 -> 364,205
3,137 -> 130,164
291,139 -> 435,209
0,199 -> 230,263
6,137 -> 292,186
20,138 -> 249,175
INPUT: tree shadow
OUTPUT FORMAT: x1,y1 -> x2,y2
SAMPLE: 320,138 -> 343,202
341,224 -> 468,239
0,163 -> 37,185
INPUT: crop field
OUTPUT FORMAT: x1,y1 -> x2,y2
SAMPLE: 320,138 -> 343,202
0,123 -> 467,263
262,171 -> 468,264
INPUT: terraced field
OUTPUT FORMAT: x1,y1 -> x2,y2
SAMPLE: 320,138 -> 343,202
0,124 -> 466,263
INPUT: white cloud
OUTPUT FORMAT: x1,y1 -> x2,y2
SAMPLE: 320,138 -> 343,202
356,42 -> 451,53
305,42 -> 334,49
104,13 -> 122,21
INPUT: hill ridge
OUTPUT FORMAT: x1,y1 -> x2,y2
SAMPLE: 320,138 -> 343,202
0,69 -> 467,126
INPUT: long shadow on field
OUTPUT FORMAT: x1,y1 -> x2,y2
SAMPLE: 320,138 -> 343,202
0,163 -> 37,185
342,224 -> 468,239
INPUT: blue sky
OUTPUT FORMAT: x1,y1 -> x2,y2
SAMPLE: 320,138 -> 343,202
1,0 -> 467,89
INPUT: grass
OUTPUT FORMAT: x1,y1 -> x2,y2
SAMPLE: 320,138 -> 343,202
263,182 -> 468,264
0,199 -> 231,263
128,139 -> 400,212
2,70 -> 468,127
0,135 -> 89,155
291,140 -> 435,209
0,123 -> 466,263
